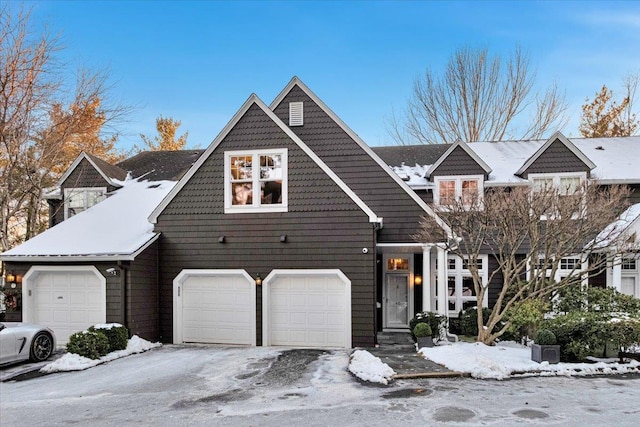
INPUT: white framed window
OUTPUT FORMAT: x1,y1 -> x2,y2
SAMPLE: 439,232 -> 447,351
224,149 -> 288,214
622,258 -> 637,270
446,254 -> 488,316
530,172 -> 587,219
434,175 -> 483,207
527,255 -> 586,285
64,187 -> 106,219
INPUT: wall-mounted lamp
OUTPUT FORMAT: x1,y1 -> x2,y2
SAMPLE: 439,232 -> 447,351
218,236 -> 226,243
255,274 -> 262,286
414,275 -> 423,286
105,268 -> 118,277
16,275 -> 22,284
6,273 -> 15,283
280,235 -> 287,243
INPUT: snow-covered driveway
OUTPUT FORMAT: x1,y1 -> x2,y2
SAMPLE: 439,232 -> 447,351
1,344 -> 639,426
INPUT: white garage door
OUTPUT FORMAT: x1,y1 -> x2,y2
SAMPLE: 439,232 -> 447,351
263,270 -> 351,348
25,268 -> 105,345
174,270 -> 256,345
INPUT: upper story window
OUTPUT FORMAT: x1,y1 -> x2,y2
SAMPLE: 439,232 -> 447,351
64,187 -> 106,219
434,176 -> 483,207
622,258 -> 637,270
530,172 -> 587,219
224,149 -> 288,214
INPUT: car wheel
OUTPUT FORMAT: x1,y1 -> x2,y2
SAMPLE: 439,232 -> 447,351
30,332 -> 54,362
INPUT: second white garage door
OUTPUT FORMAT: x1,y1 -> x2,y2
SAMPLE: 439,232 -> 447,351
263,270 -> 351,348
173,270 -> 256,345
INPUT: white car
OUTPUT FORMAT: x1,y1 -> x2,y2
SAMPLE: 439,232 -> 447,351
0,322 -> 56,365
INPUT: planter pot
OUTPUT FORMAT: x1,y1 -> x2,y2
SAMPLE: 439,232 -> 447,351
416,336 -> 434,349
531,344 -> 560,364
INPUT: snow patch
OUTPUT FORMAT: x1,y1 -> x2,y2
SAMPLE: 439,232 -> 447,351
348,350 -> 396,385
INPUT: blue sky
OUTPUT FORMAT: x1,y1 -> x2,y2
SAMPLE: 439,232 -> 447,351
26,0 -> 640,150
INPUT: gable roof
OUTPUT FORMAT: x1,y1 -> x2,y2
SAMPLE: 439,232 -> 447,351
56,152 -> 128,188
270,76 -> 451,235
1,178 -> 175,261
426,140 -> 492,177
116,150 -> 205,181
515,131 -> 596,176
149,93 -> 383,225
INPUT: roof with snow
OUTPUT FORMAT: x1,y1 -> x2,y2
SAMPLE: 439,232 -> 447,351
116,150 -> 204,181
1,179 -> 175,261
375,135 -> 640,188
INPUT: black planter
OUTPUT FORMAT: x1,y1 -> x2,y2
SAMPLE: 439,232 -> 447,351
416,336 -> 434,349
531,344 -> 560,364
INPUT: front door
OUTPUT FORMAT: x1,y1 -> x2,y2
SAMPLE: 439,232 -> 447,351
383,255 -> 412,329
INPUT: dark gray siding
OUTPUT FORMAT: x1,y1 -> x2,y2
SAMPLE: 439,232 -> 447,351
627,184 -> 640,205
53,159 -> 120,226
155,103 -> 377,347
127,241 -> 159,340
272,85 -> 441,244
522,139 -> 591,178
430,145 -> 487,177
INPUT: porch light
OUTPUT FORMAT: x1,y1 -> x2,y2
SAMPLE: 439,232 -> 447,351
255,274 -> 262,286
5,273 -> 15,283
15,275 -> 22,284
415,275 -> 423,285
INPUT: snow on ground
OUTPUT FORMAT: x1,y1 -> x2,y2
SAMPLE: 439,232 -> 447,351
419,341 -> 640,380
40,335 -> 161,373
348,349 -> 395,384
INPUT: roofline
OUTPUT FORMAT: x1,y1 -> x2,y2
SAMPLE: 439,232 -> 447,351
426,140 -> 492,177
56,152 -> 120,188
595,179 -> 640,185
149,93 -> 382,225
515,131 -> 597,176
269,76 -> 451,236
0,234 -> 160,263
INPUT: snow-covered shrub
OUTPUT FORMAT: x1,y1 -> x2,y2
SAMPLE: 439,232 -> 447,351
409,311 -> 444,340
89,324 -> 129,352
66,331 -> 110,360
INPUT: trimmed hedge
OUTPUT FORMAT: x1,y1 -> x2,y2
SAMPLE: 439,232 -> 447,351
89,324 -> 129,352
409,311 -> 445,340
534,329 -> 557,345
67,331 -> 110,360
413,322 -> 432,338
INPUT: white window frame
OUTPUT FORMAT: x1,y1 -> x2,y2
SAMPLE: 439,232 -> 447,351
224,149 -> 288,214
446,254 -> 488,316
529,172 -> 587,220
64,187 -> 107,219
433,175 -> 483,208
527,255 -> 587,286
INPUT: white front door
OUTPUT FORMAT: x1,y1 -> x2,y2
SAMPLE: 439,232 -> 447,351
385,274 -> 410,328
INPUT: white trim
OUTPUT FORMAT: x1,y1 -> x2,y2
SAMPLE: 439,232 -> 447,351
224,148 -> 288,214
516,131 -> 596,176
56,152 -> 120,188
149,93 -> 382,225
172,269 -> 256,345
445,254 -> 489,316
433,175 -> 484,207
63,187 -> 107,220
22,265 -> 107,326
269,76 -> 449,235
426,140 -> 492,177
262,269 -> 352,348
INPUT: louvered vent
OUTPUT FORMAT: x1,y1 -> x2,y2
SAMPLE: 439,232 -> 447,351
289,102 -> 304,126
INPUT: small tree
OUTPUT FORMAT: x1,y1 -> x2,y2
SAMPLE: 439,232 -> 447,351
579,82 -> 639,138
139,115 -> 189,151
414,183 -> 631,344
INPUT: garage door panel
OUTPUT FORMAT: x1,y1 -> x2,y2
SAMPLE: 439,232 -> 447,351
266,271 -> 350,348
179,272 -> 255,345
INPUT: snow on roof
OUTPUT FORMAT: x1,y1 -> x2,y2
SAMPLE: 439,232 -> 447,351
1,179 -> 175,260
592,202 -> 640,250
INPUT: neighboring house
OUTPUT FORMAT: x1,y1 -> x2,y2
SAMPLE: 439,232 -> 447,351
1,77 -> 639,348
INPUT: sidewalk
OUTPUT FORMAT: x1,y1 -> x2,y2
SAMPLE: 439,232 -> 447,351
365,332 -> 469,379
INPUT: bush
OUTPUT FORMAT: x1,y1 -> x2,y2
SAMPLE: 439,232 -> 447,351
66,331 -> 110,360
504,299 -> 548,343
409,311 -> 445,340
534,329 -> 557,345
456,307 -> 493,337
89,324 -> 129,352
413,322 -> 432,338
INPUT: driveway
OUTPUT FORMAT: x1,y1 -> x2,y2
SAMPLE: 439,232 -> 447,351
1,344 -> 640,426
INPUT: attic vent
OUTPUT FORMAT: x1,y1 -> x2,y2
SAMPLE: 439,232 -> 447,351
289,102 -> 304,126
595,146 -> 604,150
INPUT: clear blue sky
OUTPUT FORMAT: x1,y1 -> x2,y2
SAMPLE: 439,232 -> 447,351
25,0 -> 640,150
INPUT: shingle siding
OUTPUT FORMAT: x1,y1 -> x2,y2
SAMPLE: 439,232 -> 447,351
430,146 -> 487,177
127,240 -> 159,340
155,103 -> 377,347
522,139 -> 591,177
272,85 -> 435,244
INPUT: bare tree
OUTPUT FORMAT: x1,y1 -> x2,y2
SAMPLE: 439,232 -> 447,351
388,46 -> 567,144
0,5 -> 129,253
414,183 -> 631,344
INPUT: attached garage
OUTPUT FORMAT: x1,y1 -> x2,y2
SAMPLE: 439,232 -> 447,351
23,266 -> 106,345
173,270 -> 256,345
262,270 -> 352,348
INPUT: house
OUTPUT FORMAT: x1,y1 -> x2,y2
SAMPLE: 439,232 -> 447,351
2,77 -> 639,348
